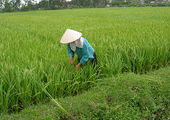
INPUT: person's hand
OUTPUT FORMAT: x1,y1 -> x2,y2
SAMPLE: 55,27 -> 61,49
76,63 -> 81,70
69,56 -> 73,64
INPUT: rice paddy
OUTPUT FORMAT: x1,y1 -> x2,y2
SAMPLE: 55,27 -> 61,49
0,7 -> 170,113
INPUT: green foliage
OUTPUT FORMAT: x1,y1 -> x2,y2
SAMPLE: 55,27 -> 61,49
1,67 -> 170,119
0,7 -> 170,113
1,0 -> 170,13
111,1 -> 131,7
111,1 -> 170,7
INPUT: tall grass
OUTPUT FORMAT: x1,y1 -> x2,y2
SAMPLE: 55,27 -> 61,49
0,7 -> 170,113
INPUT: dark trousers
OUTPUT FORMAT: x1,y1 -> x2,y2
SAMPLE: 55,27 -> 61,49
91,52 -> 97,66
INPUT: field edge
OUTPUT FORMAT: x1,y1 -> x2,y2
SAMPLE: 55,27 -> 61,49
0,66 -> 170,120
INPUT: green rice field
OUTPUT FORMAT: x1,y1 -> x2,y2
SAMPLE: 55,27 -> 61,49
0,7 -> 170,113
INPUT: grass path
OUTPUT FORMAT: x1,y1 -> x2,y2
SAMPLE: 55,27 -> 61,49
1,66 -> 170,119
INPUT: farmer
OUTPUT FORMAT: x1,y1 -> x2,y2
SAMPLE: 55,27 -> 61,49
60,29 -> 97,69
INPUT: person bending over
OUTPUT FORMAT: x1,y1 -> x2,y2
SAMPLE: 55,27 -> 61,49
60,29 -> 97,69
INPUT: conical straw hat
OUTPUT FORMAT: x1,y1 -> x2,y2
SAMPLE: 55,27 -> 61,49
60,29 -> 82,44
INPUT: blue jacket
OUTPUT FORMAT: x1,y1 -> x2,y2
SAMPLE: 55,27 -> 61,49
67,37 -> 95,65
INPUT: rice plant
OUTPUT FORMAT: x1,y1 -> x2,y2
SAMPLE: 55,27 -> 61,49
0,7 -> 170,113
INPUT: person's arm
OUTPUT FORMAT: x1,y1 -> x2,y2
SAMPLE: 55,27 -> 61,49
67,44 -> 74,64
76,63 -> 81,69
69,56 -> 74,65
76,53 -> 88,69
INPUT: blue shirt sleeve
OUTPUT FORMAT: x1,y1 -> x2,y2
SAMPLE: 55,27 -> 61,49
67,44 -> 74,57
80,44 -> 89,65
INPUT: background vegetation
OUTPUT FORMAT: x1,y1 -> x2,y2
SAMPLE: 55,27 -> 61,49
0,0 -> 170,12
